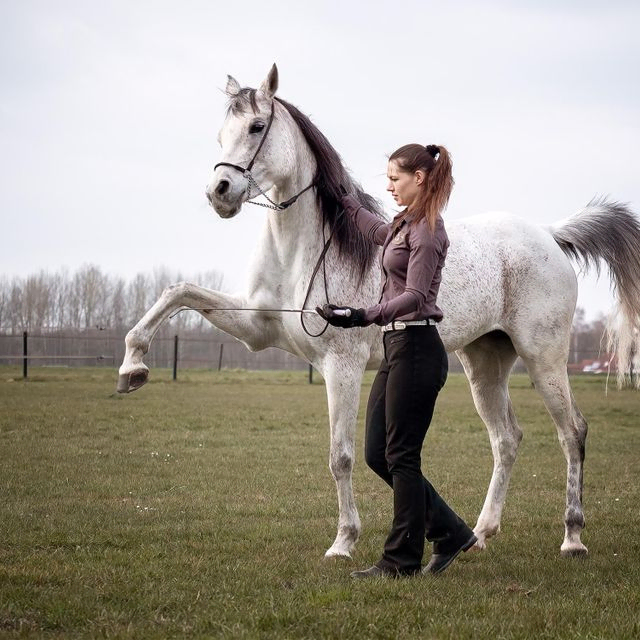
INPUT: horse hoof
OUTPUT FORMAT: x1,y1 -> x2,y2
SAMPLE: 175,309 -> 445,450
471,531 -> 488,551
117,368 -> 149,393
324,546 -> 352,560
560,545 -> 588,558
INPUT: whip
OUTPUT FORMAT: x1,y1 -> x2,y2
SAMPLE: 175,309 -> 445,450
169,307 -> 351,320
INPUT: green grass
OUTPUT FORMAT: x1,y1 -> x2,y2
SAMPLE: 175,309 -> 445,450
0,367 -> 639,639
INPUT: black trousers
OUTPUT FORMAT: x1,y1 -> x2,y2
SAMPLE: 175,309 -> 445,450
365,325 -> 473,574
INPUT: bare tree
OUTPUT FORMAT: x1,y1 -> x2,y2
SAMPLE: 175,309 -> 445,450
0,276 -> 8,331
67,271 -> 83,330
9,278 -> 23,333
26,271 -> 52,330
73,265 -> 107,328
48,269 -> 67,329
127,273 -> 149,328
111,277 -> 127,330
0,265 -> 225,334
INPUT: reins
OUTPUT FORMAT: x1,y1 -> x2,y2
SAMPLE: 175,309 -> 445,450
299,205 -> 344,337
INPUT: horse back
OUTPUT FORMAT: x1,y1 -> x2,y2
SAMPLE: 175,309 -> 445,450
438,212 -> 577,352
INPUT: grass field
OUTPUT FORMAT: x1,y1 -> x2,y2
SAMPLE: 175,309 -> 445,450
0,366 -> 639,639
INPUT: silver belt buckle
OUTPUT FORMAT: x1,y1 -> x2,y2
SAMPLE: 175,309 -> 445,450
393,321 -> 406,330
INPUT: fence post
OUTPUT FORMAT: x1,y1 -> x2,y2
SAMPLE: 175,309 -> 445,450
217,343 -> 224,371
308,364 -> 313,384
23,331 -> 28,379
173,335 -> 178,381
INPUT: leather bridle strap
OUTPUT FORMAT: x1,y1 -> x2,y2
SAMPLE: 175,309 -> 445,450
246,101 -> 274,172
214,101 -> 275,175
213,101 -> 314,212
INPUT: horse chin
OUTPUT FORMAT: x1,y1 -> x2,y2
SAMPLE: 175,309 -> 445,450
211,201 -> 242,219
216,207 -> 241,220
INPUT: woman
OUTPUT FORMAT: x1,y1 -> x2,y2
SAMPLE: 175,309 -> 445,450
317,144 -> 476,577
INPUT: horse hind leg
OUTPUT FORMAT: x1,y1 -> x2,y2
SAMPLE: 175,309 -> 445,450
457,331 -> 522,550
522,354 -> 588,556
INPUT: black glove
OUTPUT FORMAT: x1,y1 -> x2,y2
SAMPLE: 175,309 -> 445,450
315,304 -> 370,328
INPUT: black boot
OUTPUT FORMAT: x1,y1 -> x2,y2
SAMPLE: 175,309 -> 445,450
423,533 -> 477,575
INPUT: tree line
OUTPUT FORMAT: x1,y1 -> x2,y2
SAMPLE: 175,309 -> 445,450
0,265 -> 224,335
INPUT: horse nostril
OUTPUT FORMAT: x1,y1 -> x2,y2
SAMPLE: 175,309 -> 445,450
216,180 -> 229,196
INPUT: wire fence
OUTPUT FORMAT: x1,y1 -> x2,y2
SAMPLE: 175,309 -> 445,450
0,331 -> 621,380
0,331 -> 309,378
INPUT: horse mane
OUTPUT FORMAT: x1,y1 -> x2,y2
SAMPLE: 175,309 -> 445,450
227,88 -> 385,283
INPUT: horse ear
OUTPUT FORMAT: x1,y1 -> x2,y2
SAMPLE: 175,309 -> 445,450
225,75 -> 241,97
258,64 -> 278,99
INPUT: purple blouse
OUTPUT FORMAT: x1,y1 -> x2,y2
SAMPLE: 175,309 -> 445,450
341,195 -> 449,326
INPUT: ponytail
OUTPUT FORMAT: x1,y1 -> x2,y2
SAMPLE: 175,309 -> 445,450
423,145 -> 453,232
389,143 -> 454,232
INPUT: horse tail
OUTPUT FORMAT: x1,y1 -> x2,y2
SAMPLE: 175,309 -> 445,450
550,197 -> 640,388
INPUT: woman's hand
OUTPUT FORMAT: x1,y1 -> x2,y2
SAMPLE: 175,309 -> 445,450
315,304 -> 370,328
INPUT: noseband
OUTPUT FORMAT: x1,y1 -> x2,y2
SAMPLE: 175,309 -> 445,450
214,101 -> 315,211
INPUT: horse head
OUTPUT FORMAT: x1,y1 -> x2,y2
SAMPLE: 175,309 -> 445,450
207,65 -> 383,283
206,64 -> 303,218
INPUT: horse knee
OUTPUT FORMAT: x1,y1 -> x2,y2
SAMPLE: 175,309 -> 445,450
164,281 -> 189,296
124,327 -> 148,354
494,430 -> 521,466
329,450 -> 353,480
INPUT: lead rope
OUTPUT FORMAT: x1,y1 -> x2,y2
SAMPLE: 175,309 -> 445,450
300,204 -> 344,338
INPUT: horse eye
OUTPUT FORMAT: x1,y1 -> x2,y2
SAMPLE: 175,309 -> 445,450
249,121 -> 265,134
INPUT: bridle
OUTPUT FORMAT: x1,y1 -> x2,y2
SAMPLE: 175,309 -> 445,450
213,100 -> 315,211
211,97 -> 344,338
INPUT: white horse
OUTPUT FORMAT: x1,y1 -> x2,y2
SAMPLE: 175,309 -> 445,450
118,65 -> 640,559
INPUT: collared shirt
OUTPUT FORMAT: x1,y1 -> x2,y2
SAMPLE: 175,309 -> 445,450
341,195 -> 449,326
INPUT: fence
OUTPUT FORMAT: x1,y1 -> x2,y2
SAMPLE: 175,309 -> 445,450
0,330 -> 310,379
0,330 -> 624,381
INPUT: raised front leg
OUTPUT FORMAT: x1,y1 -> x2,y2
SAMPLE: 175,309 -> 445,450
118,282 -> 272,393
320,355 -> 367,559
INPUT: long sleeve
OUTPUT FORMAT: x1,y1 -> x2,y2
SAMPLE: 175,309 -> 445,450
341,194 -> 389,246
363,218 -> 446,326
364,291 -> 421,325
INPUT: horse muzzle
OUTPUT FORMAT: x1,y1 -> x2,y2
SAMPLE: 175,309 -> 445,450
206,175 -> 246,218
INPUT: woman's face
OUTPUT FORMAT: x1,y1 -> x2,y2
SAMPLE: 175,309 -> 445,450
386,160 -> 424,209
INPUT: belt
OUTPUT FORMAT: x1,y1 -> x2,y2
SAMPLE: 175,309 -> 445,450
382,319 -> 437,332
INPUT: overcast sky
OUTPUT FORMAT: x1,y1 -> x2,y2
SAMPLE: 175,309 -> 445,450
1,0 -> 638,320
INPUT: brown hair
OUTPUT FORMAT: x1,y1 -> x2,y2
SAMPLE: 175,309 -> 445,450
389,143 -> 454,232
